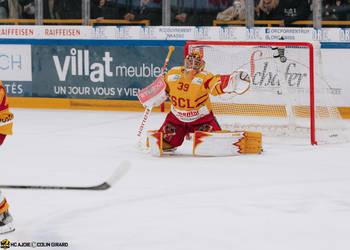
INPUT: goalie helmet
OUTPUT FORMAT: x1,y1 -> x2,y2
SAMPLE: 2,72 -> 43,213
185,51 -> 205,72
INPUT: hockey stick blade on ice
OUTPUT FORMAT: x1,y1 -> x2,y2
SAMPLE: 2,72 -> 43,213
0,160 -> 131,191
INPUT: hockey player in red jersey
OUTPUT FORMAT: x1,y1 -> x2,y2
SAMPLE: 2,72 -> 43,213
141,51 -> 262,156
0,80 -> 15,234
156,51 -> 223,151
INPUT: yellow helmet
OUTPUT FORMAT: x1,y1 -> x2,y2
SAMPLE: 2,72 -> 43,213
185,51 -> 205,71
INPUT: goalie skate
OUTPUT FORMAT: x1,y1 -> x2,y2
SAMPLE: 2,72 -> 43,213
0,210 -> 15,234
146,130 -> 177,157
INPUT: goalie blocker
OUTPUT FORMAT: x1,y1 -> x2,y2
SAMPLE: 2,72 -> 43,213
146,130 -> 262,157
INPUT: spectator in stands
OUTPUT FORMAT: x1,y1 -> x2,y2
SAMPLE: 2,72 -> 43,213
216,0 -> 246,22
172,12 -> 189,25
333,0 -> 347,20
0,0 -> 21,19
92,0 -> 120,21
124,0 -> 162,25
323,0 -> 347,20
344,0 -> 350,20
204,0 -> 233,25
8,0 -> 22,18
171,0 -> 203,26
44,0 -> 60,19
55,0 -> 81,19
0,0 -> 8,18
324,0 -> 337,20
278,0 -> 310,26
20,0 -> 34,19
172,11 -> 204,26
207,0 -> 233,12
0,6 -> 6,18
255,0 -> 280,21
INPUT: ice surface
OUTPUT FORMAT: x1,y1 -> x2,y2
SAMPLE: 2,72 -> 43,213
1,108 -> 350,250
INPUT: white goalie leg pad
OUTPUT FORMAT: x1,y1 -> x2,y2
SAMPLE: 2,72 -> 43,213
193,131 -> 262,156
146,130 -> 163,157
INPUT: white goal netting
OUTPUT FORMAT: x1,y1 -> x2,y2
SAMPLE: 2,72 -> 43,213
186,41 -> 349,145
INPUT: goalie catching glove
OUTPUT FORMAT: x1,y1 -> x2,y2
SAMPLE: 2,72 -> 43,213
221,69 -> 251,95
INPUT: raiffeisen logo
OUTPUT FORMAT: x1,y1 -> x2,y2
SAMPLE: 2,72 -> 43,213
52,48 -> 162,83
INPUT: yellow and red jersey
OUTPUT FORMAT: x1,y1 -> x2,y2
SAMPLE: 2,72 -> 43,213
164,66 -> 223,122
0,80 -> 14,135
0,197 -> 9,214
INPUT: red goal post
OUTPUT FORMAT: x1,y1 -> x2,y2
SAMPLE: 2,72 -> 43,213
184,41 -> 347,145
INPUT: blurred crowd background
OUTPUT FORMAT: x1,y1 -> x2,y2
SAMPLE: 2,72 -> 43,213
0,0 -> 349,27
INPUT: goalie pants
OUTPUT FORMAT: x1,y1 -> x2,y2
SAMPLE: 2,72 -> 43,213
159,112 -> 221,148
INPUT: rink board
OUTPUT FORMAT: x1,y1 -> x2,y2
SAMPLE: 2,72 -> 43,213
0,31 -> 349,118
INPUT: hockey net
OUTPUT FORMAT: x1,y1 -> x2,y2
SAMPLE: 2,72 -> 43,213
185,41 -> 349,145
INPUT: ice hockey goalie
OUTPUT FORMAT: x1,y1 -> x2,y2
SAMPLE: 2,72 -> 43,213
142,51 -> 262,157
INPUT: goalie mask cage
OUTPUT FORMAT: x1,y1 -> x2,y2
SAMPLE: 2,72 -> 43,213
185,41 -> 349,145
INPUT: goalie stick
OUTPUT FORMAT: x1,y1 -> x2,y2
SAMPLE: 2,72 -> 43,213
0,160 -> 131,191
136,45 -> 175,148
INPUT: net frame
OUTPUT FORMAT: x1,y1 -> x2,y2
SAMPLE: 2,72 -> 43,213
185,41 -> 319,145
